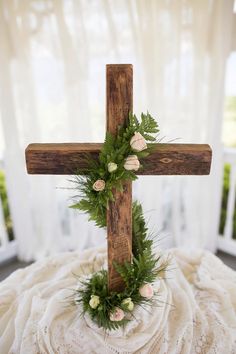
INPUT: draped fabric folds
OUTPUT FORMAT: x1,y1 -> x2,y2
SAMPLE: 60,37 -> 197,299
0,247 -> 236,353
0,0 -> 235,260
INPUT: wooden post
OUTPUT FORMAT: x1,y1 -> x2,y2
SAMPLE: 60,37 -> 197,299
106,64 -> 133,292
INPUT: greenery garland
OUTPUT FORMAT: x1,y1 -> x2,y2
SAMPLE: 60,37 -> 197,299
70,112 -> 169,330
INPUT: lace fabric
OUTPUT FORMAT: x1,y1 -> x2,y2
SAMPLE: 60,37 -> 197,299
0,247 -> 236,354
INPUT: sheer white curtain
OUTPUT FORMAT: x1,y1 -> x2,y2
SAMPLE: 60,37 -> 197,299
0,0 -> 235,261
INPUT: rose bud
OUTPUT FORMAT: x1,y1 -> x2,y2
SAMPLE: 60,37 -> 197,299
139,283 -> 154,299
124,155 -> 140,171
121,297 -> 134,311
109,307 -> 125,322
92,179 -> 105,191
108,162 -> 118,173
130,132 -> 147,152
89,295 -> 100,309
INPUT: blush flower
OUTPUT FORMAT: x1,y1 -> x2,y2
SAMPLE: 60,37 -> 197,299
139,283 -> 154,299
124,155 -> 140,171
130,132 -> 147,152
92,179 -> 105,191
109,307 -> 125,322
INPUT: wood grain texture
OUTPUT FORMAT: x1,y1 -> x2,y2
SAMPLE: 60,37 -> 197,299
106,64 -> 133,292
25,143 -> 212,176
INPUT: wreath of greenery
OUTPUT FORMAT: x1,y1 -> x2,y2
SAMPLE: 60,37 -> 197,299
70,112 -> 169,330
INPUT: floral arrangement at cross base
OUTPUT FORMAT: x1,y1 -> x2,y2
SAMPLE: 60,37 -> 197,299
70,112 -> 169,330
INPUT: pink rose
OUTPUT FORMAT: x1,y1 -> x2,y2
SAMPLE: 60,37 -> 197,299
93,179 -> 105,191
124,155 -> 140,171
130,132 -> 147,152
109,307 -> 125,322
139,283 -> 154,299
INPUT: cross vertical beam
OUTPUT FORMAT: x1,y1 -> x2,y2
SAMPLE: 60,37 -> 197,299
106,64 -> 133,292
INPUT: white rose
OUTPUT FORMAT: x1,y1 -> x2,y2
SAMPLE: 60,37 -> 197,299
139,283 -> 154,299
108,162 -> 118,173
130,132 -> 147,152
124,155 -> 140,171
92,179 -> 105,191
121,297 -> 134,311
109,307 -> 125,322
89,295 -> 100,309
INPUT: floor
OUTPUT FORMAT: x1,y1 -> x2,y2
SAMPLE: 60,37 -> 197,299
216,250 -> 236,271
0,258 -> 32,282
0,251 -> 236,282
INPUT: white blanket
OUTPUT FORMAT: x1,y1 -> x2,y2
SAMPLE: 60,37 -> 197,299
0,247 -> 236,354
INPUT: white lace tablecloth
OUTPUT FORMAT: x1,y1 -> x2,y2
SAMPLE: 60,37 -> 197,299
0,246 -> 236,354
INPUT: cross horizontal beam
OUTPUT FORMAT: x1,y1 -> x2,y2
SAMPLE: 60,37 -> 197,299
25,143 -> 212,175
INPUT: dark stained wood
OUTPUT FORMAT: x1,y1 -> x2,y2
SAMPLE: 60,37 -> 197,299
25,143 -> 101,175
106,64 -> 133,292
25,143 -> 212,176
106,64 -> 133,135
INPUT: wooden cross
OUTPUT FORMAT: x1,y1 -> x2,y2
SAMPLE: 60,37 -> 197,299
25,64 -> 212,292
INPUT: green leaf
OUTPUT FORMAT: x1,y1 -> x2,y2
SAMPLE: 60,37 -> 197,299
69,203 -> 81,209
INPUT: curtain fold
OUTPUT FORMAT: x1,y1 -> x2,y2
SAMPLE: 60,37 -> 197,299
0,0 -> 235,260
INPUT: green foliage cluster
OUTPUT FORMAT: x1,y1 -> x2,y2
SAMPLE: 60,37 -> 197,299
70,112 -> 159,228
0,170 -> 13,241
71,113 -> 168,330
75,201 -> 168,331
